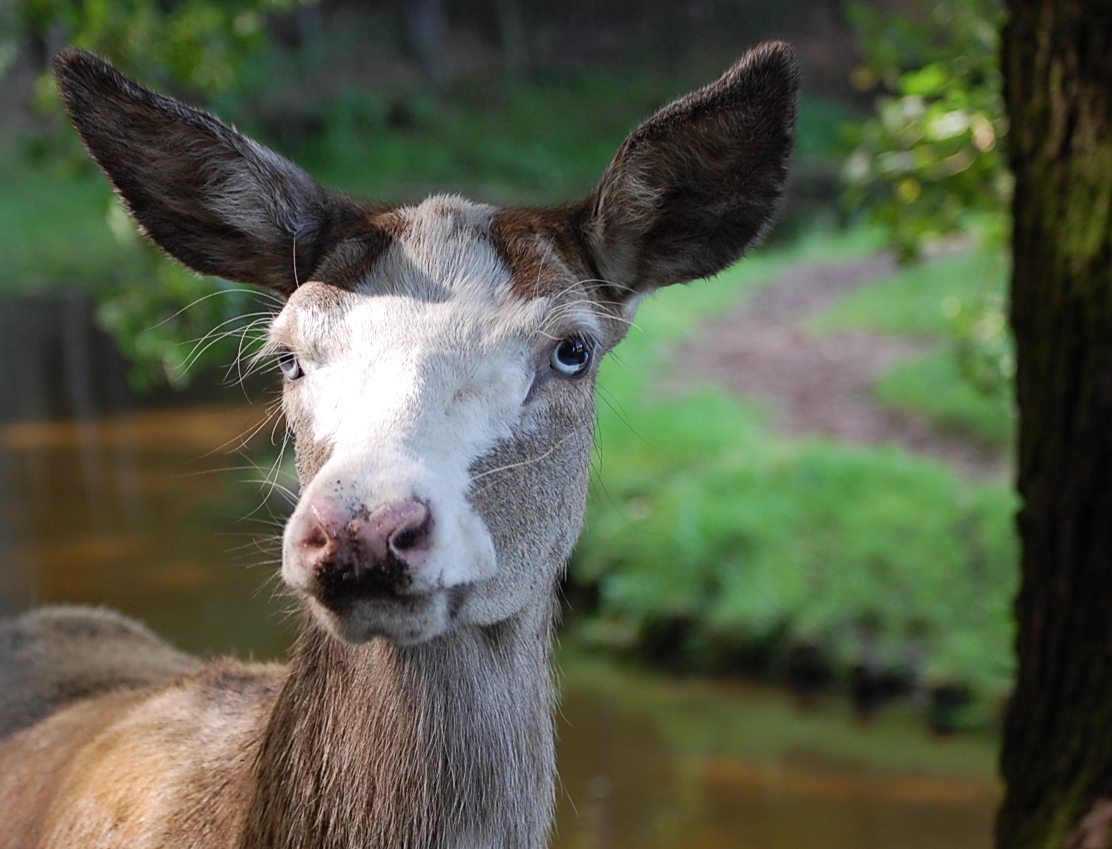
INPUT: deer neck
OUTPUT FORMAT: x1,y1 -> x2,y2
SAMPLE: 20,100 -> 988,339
242,603 -> 558,849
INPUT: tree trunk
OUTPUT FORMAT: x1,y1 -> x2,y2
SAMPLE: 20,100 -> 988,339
997,2 -> 1112,848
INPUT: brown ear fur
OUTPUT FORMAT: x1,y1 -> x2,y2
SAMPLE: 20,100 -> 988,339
583,41 -> 800,297
53,48 -> 377,296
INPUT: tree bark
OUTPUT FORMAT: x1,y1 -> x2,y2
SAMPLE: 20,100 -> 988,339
997,2 -> 1112,848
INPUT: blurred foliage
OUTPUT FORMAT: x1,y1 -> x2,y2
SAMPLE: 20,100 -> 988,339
842,0 -> 1009,261
875,347 -> 1013,446
810,247 -> 1002,338
942,284 -> 1013,401
810,245 -> 1015,446
0,6 -> 16,78
575,389 -> 1016,706
1,0 -> 308,93
842,0 -> 1014,419
95,210 -> 278,391
0,0 -> 313,387
2,3 -> 851,387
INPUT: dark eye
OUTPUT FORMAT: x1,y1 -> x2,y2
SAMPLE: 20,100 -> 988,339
551,337 -> 592,377
277,348 -> 303,381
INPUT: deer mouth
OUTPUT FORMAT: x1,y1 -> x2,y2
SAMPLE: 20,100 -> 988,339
306,582 -> 473,645
304,532 -> 477,645
314,548 -> 415,605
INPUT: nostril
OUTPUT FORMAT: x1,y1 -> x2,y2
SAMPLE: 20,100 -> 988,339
302,523 -> 330,552
297,509 -> 343,573
391,525 -> 423,552
388,503 -> 433,563
300,499 -> 347,551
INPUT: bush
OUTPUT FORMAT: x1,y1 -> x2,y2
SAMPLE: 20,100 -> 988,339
573,385 -> 1017,703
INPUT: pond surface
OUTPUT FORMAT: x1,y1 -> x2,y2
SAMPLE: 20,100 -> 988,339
553,656 -> 999,849
0,293 -> 999,849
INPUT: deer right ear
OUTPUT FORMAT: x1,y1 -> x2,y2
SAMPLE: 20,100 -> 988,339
53,48 -> 369,296
582,42 -> 799,299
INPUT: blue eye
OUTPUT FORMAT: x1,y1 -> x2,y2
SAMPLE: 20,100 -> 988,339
551,337 -> 591,377
277,348 -> 303,381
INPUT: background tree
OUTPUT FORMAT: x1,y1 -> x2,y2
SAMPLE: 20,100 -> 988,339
0,0 -> 307,92
843,0 -> 1008,262
843,0 -> 1015,411
996,2 -> 1112,847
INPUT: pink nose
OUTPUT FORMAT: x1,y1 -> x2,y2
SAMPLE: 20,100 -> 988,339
298,497 -> 433,589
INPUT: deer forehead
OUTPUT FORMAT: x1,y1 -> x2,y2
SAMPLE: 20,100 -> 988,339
273,196 -> 602,347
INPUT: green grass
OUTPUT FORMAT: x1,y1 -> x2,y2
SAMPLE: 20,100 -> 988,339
808,247 -> 1007,338
804,244 -> 1014,449
876,348 -> 1015,446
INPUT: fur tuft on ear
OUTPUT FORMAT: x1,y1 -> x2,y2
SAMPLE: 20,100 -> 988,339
53,48 -> 376,296
583,42 -> 799,298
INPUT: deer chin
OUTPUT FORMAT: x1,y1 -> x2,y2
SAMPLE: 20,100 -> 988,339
305,586 -> 472,646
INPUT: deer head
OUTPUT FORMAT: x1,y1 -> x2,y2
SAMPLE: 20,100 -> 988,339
54,45 -> 798,647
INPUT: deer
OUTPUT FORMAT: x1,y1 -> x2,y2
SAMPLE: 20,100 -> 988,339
0,43 -> 797,848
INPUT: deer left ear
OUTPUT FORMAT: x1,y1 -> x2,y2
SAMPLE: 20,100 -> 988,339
53,48 -> 372,297
583,42 -> 799,298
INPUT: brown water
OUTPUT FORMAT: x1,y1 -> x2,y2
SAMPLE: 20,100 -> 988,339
552,662 -> 999,849
0,295 -> 999,848
0,404 -> 297,658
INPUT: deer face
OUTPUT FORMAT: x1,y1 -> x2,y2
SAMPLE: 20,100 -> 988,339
271,199 -> 607,643
54,44 -> 798,645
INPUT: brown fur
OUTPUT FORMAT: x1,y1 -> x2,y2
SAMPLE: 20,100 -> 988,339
491,202 -> 598,298
0,647 -> 278,848
0,606 -> 200,739
0,43 -> 798,849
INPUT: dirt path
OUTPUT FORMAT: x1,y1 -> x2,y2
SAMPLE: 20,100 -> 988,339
679,254 -> 1012,481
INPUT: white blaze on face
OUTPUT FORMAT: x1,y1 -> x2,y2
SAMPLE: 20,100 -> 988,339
275,197 -> 565,634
